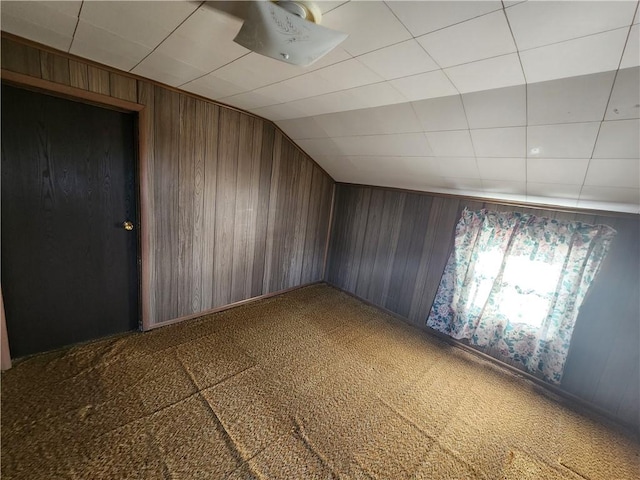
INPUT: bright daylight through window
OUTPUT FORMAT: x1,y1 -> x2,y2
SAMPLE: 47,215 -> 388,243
427,209 -> 616,384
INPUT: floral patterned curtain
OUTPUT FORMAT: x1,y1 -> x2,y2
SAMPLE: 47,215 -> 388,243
427,208 -> 616,384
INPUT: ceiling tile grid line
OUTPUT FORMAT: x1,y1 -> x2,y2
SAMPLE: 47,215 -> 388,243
2,0 -> 638,213
67,0 -> 83,53
194,3 -> 637,111
577,17 -> 639,205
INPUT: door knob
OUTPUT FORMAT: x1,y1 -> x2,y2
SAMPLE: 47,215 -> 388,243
123,221 -> 134,231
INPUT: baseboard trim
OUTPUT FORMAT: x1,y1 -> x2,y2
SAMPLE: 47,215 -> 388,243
147,281 -> 323,331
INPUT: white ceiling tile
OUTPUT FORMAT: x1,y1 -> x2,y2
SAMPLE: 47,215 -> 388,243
312,58 -> 384,90
445,53 -> 525,94
182,73 -> 245,100
606,67 -> 640,120
210,48 -> 352,92
470,127 -> 526,157
208,54 -> 306,92
527,71 -> 616,125
154,8 -> 248,73
317,1 -> 350,14
506,0 -> 637,51
296,138 -> 343,158
477,158 -> 526,181
275,117 -> 331,140
579,185 -> 640,205
321,1 -> 411,56
621,24 -> 640,68
527,158 -> 590,185
387,1 -> 502,37
252,78 -> 326,106
356,39 -> 439,80
313,103 -> 422,137
635,6 -> 639,25
584,158 -> 640,188
218,91 -> 279,111
417,11 -> 516,68
593,119 -> 640,159
267,82 -> 407,120
426,131 -> 475,157
332,133 -> 433,157
1,1 -> 79,51
527,183 -> 582,200
482,180 -> 527,195
132,51 -> 206,87
253,59 -> 382,105
520,28 -> 628,84
411,95 -> 468,131
70,20 -> 152,71
79,1 -> 198,49
390,70 -> 459,102
528,123 -> 600,159
437,157 -> 480,178
250,102 -> 313,121
462,85 -> 526,129
328,81 -> 408,110
345,156 -> 443,182
439,177 -> 484,191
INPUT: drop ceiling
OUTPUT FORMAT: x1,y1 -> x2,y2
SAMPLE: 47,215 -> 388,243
2,0 -> 639,213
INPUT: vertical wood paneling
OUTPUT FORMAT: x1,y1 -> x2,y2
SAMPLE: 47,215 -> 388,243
39,51 -> 70,84
327,183 -> 640,428
1,34 -> 334,352
190,99 -> 207,313
251,123 -> 275,297
263,132 -> 282,293
231,116 -> 261,302
177,95 -> 196,316
87,65 -> 110,95
214,109 -> 240,305
200,103 -> 219,310
291,151 -> 313,287
153,86 -> 180,321
110,72 -> 137,102
69,60 -> 88,89
137,81 -> 156,327
1,38 -> 41,77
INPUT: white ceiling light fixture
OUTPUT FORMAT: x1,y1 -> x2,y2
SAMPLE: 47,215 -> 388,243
233,0 -> 348,67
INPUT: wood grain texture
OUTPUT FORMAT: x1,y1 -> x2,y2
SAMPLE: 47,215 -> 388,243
153,86 -> 180,321
1,38 -> 41,77
1,35 -> 334,351
200,102 -> 219,310
137,81 -> 155,329
69,60 -> 88,89
327,183 -> 640,428
177,95 -> 196,316
87,65 -> 110,95
214,108 -> 240,306
110,72 -> 137,102
39,51 -> 70,84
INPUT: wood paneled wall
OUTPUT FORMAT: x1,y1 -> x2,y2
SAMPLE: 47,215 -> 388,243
327,183 -> 640,429
1,36 -> 334,327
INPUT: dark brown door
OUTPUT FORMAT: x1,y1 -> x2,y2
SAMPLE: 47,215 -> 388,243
1,84 -> 139,358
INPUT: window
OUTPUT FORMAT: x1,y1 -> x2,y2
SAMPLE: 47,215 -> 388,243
427,209 -> 616,384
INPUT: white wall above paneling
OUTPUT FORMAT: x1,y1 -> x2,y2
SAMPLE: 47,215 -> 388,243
4,0 -> 638,213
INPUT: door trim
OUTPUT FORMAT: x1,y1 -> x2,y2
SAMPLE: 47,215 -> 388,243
1,70 -> 153,365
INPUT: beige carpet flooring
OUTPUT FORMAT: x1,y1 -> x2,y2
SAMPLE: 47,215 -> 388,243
2,284 -> 638,479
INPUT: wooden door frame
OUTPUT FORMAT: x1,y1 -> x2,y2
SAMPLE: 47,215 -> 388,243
1,70 -> 153,369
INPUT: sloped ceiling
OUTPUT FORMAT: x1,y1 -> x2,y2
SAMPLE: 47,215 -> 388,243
2,0 -> 639,213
